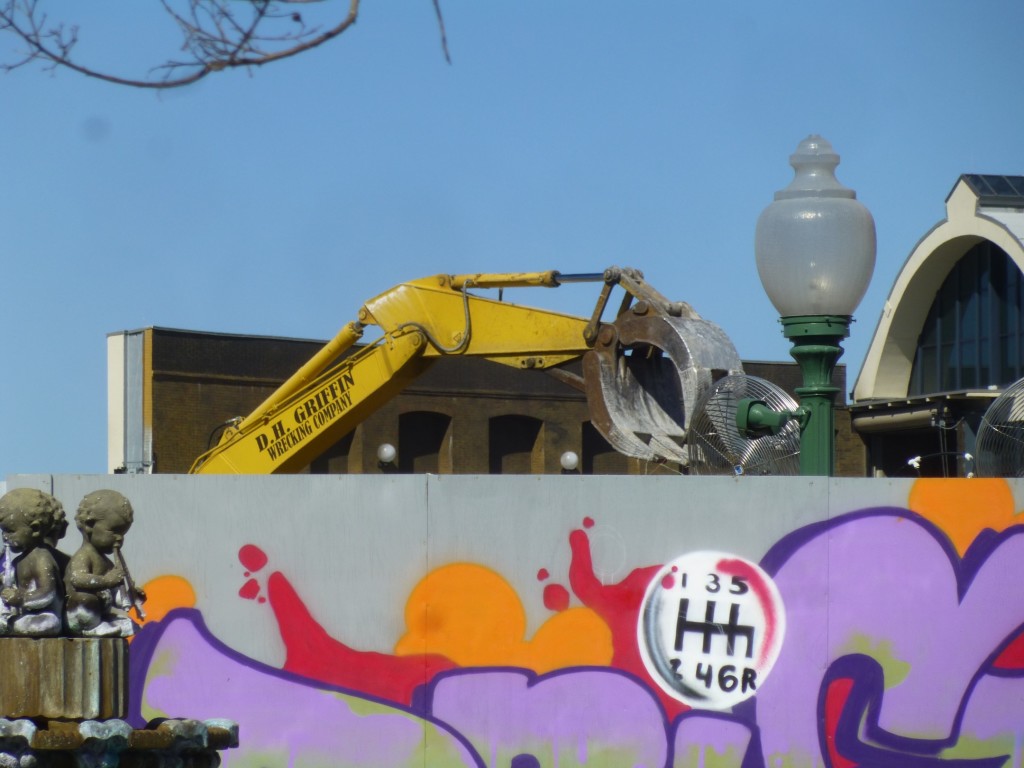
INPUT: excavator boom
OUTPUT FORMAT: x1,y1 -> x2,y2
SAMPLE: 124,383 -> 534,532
189,268 -> 742,474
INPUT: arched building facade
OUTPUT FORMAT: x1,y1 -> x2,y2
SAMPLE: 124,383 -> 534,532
852,174 -> 1024,477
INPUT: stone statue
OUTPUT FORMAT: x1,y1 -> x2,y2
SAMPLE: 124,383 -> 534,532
0,488 -> 236,766
0,488 -> 64,637
65,490 -> 145,638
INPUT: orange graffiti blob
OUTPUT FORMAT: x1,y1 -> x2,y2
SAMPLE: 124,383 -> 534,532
394,563 -> 612,673
137,575 -> 197,625
909,478 -> 1022,556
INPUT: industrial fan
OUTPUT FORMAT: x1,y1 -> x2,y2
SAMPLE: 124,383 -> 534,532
686,374 -> 801,476
975,377 -> 1024,477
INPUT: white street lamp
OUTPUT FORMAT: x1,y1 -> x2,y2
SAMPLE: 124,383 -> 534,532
744,136 -> 876,476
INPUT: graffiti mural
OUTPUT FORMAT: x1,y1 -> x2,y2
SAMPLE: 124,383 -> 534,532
105,478 -> 1024,768
9,474 -> 1022,768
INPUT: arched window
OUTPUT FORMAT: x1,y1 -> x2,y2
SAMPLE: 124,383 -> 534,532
910,242 -> 1024,394
489,415 -> 543,474
398,411 -> 452,473
309,431 -> 354,474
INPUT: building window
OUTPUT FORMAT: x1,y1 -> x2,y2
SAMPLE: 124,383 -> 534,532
910,242 -> 1024,394
309,431 -> 354,474
489,415 -> 543,474
398,412 -> 452,473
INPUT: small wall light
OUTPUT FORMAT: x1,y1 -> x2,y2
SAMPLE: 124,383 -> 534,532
377,443 -> 397,468
560,451 -> 580,473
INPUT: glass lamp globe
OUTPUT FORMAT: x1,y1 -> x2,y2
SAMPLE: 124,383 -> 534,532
755,136 -> 876,318
377,442 -> 397,465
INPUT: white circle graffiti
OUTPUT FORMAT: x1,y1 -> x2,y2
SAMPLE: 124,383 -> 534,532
638,551 -> 786,709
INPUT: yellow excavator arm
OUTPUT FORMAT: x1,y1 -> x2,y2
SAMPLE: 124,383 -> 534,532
189,268 -> 742,474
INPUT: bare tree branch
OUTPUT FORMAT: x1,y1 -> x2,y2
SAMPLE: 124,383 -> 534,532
431,0 -> 450,64
0,0 -> 449,89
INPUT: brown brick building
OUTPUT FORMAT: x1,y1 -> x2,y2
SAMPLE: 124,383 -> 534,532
108,327 -> 864,476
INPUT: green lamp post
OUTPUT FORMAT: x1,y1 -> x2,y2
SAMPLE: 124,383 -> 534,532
741,136 -> 876,476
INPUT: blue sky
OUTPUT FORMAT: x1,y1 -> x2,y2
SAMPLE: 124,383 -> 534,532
1,2 -> 1021,476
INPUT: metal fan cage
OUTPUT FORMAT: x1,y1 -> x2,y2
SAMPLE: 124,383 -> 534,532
976,378 -> 1024,477
686,374 -> 801,476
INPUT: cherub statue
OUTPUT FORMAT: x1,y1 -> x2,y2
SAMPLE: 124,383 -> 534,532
65,490 -> 145,638
0,489 -> 64,637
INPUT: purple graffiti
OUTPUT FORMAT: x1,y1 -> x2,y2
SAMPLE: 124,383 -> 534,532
756,509 -> 1024,768
130,611 -> 755,768
960,674 -> 1024,749
674,712 -> 758,768
421,668 -> 757,767
422,668 -> 669,767
129,610 -> 484,767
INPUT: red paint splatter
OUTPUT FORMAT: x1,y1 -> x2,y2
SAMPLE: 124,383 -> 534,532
660,573 -> 675,589
238,579 -> 260,600
267,571 -> 457,705
257,597 -> 266,604
582,517 -> 595,529
239,544 -> 268,572
823,677 -> 858,768
543,584 -> 570,612
537,568 -> 549,581
716,557 -> 779,668
994,628 -> 1024,670
567,528 -> 686,719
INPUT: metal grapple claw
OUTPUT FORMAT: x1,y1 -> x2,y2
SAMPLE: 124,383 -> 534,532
583,312 -> 743,465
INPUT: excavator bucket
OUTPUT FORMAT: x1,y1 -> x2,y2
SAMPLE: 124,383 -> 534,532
583,311 -> 743,465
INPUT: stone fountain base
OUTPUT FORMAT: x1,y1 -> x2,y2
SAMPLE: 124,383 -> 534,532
0,637 -> 127,721
0,638 -> 237,767
0,717 -> 238,767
